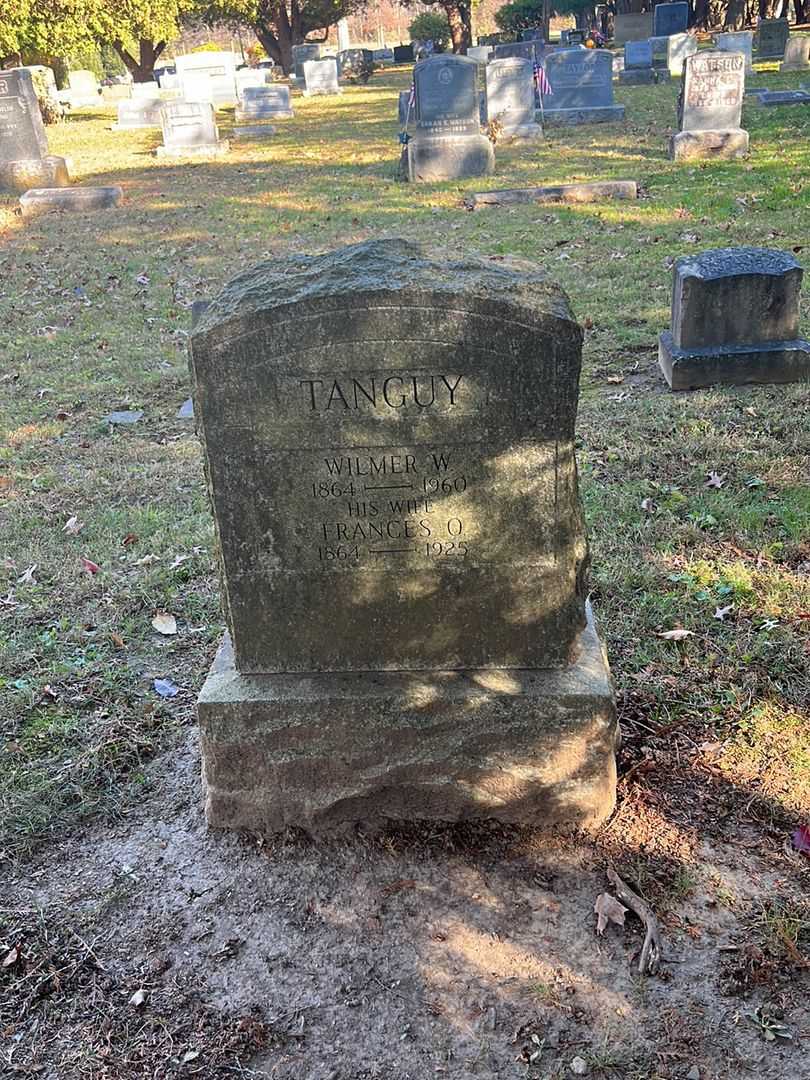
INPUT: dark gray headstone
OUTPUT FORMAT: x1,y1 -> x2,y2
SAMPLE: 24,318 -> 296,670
393,44 -> 415,63
659,247 -> 810,389
625,40 -> 653,70
414,53 -> 479,135
540,48 -> 623,123
0,69 -> 49,162
653,2 -> 689,37
191,238 -> 617,833
614,13 -> 653,45
757,18 -> 789,58
493,41 -> 535,63
291,43 -> 320,80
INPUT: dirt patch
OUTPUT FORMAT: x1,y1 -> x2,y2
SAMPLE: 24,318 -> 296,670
2,733 -> 808,1080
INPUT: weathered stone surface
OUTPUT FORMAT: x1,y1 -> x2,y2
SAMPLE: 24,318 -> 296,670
467,46 -> 492,63
757,18 -> 789,58
235,85 -> 294,121
614,13 -> 653,46
653,1 -> 689,37
670,128 -> 748,159
19,185 -> 122,216
618,68 -> 660,85
393,44 -> 415,63
175,51 -> 237,107
485,57 -> 543,138
232,123 -> 277,138
540,50 -> 624,125
0,155 -> 68,193
748,89 -> 810,106
190,239 -> 590,674
303,57 -> 341,96
235,68 -> 266,99
407,55 -> 494,181
714,30 -> 754,71
470,180 -> 638,208
659,247 -> 810,389
624,40 -> 653,70
157,101 -> 227,157
113,98 -> 164,129
667,32 -> 698,76
198,604 -> 617,832
780,38 -> 810,71
0,68 -> 49,163
291,43 -> 320,80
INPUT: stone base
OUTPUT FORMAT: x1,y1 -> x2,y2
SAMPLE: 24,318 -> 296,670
406,132 -> 495,182
111,121 -> 161,130
499,122 -> 544,141
658,330 -> 810,389
0,156 -> 69,194
781,61 -> 810,72
232,124 -> 277,138
155,141 -> 229,159
618,68 -> 659,84
198,603 -> 618,835
302,88 -> 342,97
669,128 -> 749,161
19,185 -> 123,217
537,104 -> 626,126
234,108 -> 293,122
751,90 -> 810,106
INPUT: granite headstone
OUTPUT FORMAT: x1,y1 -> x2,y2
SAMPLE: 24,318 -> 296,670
190,238 -> 617,833
757,18 -> 789,58
614,13 -> 653,45
540,48 -> 624,124
485,57 -> 543,138
292,43 -> 321,80
235,85 -> 294,121
303,58 -> 341,96
0,69 -> 69,192
653,1 -> 689,37
156,101 -> 228,157
670,50 -> 748,159
619,39 -> 659,83
114,97 -> 164,128
781,37 -> 810,71
715,30 -> 754,71
406,54 -> 494,181
667,32 -> 698,76
659,248 -> 810,388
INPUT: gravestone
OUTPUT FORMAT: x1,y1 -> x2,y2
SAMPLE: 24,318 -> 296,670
659,248 -> 810,389
303,58 -> 341,96
132,81 -> 161,99
113,97 -> 164,129
494,40 -> 536,62
781,37 -> 810,71
485,57 -> 543,138
0,69 -> 69,193
102,83 -> 132,104
467,46 -> 492,63
614,13 -> 653,46
175,51 -> 237,107
521,29 -> 545,41
539,48 -> 624,125
619,39 -> 659,83
653,1 -> 689,37
670,50 -> 748,160
393,44 -> 415,63
156,101 -> 228,158
337,48 -> 373,79
748,88 -> 810,105
715,30 -> 754,71
648,35 -> 670,69
66,69 -> 99,107
235,68 -> 267,99
235,85 -> 294,121
667,32 -> 698,76
292,43 -> 321,80
406,54 -> 494,181
190,238 -> 618,833
757,18 -> 789,58
19,185 -> 122,217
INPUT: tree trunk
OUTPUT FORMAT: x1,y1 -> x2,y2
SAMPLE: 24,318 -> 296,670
723,0 -> 746,27
443,0 -> 472,53
793,0 -> 806,21
112,38 -> 166,82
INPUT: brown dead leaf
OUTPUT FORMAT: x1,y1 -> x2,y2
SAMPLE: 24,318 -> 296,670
606,375 -> 624,385
111,632 -> 125,648
152,612 -> 178,636
594,893 -> 628,935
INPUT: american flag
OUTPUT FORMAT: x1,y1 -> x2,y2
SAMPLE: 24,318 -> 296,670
533,61 -> 552,97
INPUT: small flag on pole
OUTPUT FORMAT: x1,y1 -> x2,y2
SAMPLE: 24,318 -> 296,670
408,82 -> 416,107
533,61 -> 552,97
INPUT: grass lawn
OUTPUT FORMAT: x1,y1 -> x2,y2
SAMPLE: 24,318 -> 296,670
0,59 -> 808,1079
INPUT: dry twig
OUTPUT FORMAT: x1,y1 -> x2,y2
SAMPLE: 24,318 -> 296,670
607,868 -> 662,975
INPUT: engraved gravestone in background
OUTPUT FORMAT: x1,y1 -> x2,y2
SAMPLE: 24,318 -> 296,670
190,239 -> 588,673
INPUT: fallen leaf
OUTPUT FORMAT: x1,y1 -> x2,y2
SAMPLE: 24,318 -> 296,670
154,678 -> 179,698
169,555 -> 190,570
122,533 -> 139,546
63,515 -> 83,534
80,557 -> 100,575
791,825 -> 810,855
594,892 -> 628,935
2,946 -> 19,968
135,553 -> 160,565
152,612 -> 178,636
18,564 -> 37,584
656,628 -> 694,641
129,988 -> 147,1007
111,632 -> 125,648
640,497 -> 655,513
705,471 -> 726,489
714,605 -> 734,621
182,1051 -> 200,1063
606,375 -> 624,385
